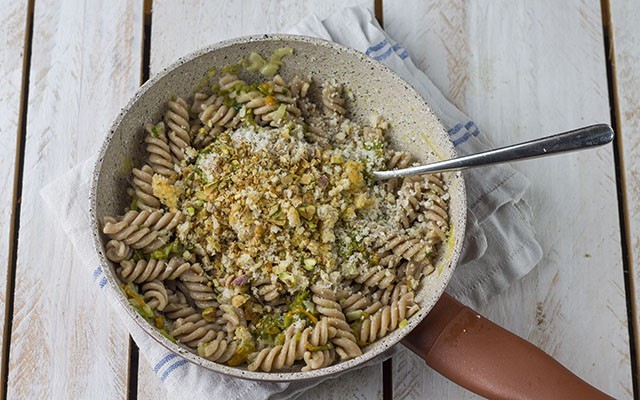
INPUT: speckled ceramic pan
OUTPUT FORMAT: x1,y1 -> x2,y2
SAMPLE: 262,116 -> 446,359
90,34 -> 466,382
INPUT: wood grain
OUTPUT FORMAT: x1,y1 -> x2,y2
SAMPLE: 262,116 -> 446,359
384,0 -> 632,398
0,2 -> 29,396
137,2 -> 384,399
150,0 -> 374,73
6,1 -> 143,398
609,0 -> 640,382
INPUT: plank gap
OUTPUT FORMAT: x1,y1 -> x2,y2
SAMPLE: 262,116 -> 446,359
382,359 -> 392,400
600,0 -> 638,395
374,3 -> 392,398
1,0 -> 35,398
128,2 -> 153,398
127,337 -> 139,400
374,0 -> 383,28
141,0 -> 152,84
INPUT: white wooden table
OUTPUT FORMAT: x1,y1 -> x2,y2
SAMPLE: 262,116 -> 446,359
1,1 -> 638,398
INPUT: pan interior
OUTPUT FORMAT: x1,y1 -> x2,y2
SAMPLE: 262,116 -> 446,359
92,35 -> 466,381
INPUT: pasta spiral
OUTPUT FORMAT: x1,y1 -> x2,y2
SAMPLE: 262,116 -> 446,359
386,150 -> 413,192
357,292 -> 418,344
144,122 -> 175,178
257,282 -> 282,303
129,165 -> 161,210
178,263 -> 218,310
376,231 -> 432,266
118,256 -> 191,283
199,93 -> 239,129
198,331 -> 238,363
105,239 -> 132,263
341,292 -> 370,321
170,317 -> 219,347
165,97 -> 191,162
247,322 -> 306,372
322,83 -> 346,116
163,290 -> 207,324
397,178 -> 423,229
303,348 -> 336,371
102,209 -> 181,252
311,285 -> 345,320
141,280 -> 169,311
311,285 -> 361,360
422,174 -> 449,244
216,303 -> 246,334
354,268 -> 396,289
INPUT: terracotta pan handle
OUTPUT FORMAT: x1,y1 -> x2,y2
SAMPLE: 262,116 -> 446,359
401,293 -> 614,399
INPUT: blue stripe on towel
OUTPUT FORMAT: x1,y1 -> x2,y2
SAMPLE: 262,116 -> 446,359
154,353 -> 178,373
452,132 -> 472,147
160,360 -> 188,382
448,120 -> 481,146
93,266 -> 102,279
365,39 -> 388,56
392,44 -> 410,60
447,123 -> 464,136
98,276 -> 107,288
373,46 -> 394,61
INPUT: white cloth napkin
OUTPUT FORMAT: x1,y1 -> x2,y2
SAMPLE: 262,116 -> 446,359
41,6 -> 543,400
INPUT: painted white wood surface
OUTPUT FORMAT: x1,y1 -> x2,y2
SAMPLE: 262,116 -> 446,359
3,1 -> 636,399
138,2 -> 383,399
6,1 -> 143,398
0,2 -> 28,394
609,0 -> 640,377
149,0 -> 372,76
384,0 -> 632,398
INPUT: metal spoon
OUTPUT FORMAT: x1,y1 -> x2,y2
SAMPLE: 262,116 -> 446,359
372,124 -> 614,180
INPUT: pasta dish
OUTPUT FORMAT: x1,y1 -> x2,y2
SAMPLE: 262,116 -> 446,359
101,48 -> 450,372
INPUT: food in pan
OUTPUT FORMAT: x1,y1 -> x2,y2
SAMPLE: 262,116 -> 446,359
101,48 -> 450,372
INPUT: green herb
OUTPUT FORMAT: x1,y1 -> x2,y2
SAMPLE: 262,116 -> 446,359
272,104 -> 287,121
206,66 -> 217,78
159,328 -> 177,343
149,239 -> 189,260
246,52 -> 267,72
259,62 -> 279,77
269,46 -> 293,63
193,76 -> 209,93
129,196 -> 139,211
131,249 -> 145,262
302,258 -> 317,271
221,63 -> 243,75
254,314 -> 283,341
289,290 -> 312,312
277,271 -> 295,287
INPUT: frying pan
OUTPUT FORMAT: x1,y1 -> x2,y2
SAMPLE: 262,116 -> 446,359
90,35 -> 612,398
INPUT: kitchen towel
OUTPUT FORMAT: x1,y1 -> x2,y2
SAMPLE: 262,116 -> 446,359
41,5 -> 543,400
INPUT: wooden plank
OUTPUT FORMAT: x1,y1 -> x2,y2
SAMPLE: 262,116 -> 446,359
137,1 -> 382,399
0,1 -> 29,397
150,0 -> 373,73
609,0 -> 640,384
384,0 -> 632,398
6,1 -> 143,398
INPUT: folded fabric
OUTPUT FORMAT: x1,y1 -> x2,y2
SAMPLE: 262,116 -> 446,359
41,5 -> 542,400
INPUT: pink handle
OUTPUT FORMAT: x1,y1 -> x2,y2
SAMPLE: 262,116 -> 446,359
402,293 -> 614,399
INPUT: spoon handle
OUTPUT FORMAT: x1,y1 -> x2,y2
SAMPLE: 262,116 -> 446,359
373,124 -> 614,180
